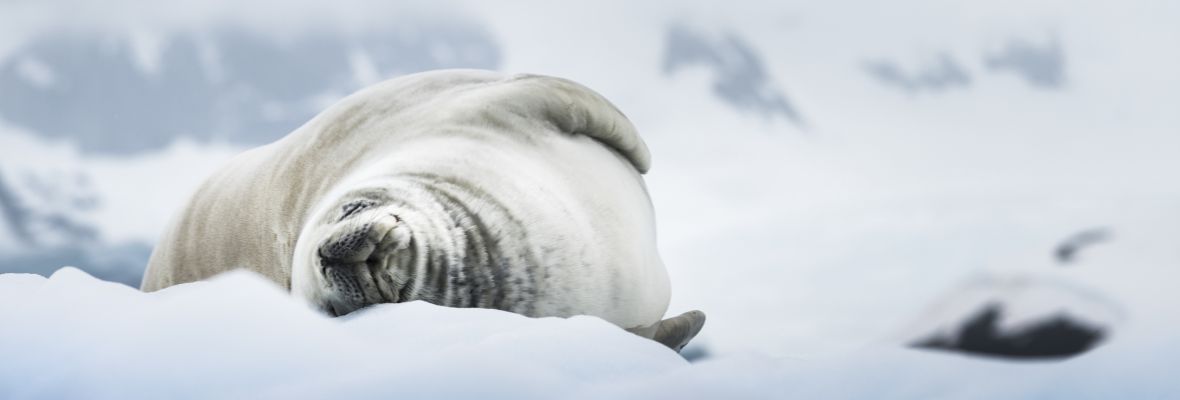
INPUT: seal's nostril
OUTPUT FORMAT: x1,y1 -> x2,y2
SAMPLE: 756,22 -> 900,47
320,223 -> 376,262
320,259 -> 347,279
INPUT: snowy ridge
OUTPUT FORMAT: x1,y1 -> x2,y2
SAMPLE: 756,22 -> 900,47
0,268 -> 684,399
2,268 -> 1178,399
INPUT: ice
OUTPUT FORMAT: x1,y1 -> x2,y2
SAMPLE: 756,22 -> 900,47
2,267 -> 1177,399
0,268 -> 684,399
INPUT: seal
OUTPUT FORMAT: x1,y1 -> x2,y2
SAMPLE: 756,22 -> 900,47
141,69 -> 704,351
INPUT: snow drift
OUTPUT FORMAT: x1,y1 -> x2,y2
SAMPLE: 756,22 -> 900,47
2,267 -> 1178,399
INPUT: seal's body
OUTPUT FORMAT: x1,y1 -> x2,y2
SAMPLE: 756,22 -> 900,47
142,70 -> 703,350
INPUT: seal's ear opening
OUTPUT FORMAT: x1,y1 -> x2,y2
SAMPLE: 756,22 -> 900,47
475,74 -> 653,174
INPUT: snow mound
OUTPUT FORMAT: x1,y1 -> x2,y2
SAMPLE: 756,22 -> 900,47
0,268 -> 682,399
2,268 -> 1178,399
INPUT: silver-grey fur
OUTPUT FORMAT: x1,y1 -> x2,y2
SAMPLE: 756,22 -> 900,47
141,69 -> 704,351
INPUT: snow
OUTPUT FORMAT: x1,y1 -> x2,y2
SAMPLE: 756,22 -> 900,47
0,268 -> 684,399
2,267 -> 1178,399
0,121 -> 244,245
2,0 -> 1180,397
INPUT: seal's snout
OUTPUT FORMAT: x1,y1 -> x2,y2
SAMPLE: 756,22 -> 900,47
315,207 -> 411,316
319,222 -> 377,263
318,212 -> 405,264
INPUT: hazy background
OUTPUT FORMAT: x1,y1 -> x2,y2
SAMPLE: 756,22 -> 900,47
1,0 -> 1177,359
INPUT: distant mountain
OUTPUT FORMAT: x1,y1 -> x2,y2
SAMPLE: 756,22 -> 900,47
0,25 -> 501,155
662,24 -> 803,125
0,21 -> 501,285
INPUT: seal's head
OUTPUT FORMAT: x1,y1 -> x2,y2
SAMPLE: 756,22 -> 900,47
292,189 -> 415,316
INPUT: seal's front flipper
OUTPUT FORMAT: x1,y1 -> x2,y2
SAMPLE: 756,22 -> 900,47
629,310 -> 706,352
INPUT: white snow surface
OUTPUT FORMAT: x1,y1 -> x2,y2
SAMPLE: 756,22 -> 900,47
2,1 -> 1180,397
1,267 -> 1178,399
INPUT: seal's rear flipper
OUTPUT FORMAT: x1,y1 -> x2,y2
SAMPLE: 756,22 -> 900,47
656,310 -> 707,351
629,310 -> 706,352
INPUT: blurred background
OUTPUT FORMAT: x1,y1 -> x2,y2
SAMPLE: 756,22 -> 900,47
1,0 -> 1177,360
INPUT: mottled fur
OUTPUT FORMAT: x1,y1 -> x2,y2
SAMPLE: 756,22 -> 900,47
142,70 -> 703,350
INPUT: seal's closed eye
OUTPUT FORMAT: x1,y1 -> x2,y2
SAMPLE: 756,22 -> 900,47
339,199 -> 378,221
